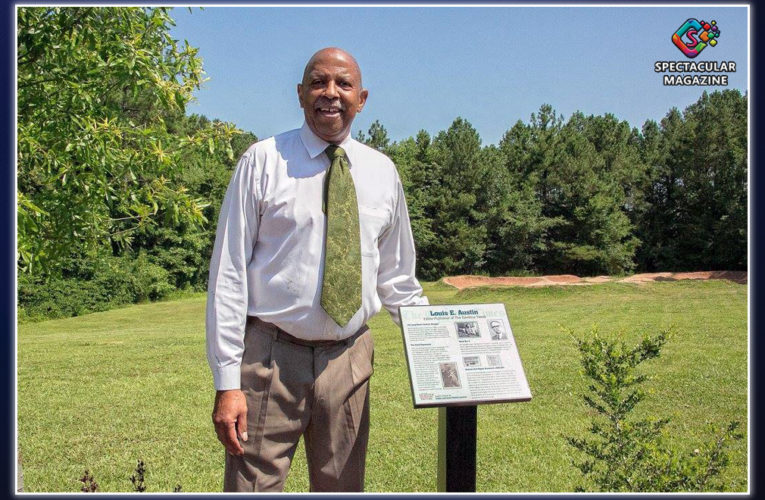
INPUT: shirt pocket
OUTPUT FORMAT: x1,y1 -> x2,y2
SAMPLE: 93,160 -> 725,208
357,205 -> 390,257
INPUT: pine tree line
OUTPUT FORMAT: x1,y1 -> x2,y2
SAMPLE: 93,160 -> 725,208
365,91 -> 747,280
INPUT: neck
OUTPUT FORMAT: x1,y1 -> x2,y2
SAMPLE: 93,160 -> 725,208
327,132 -> 350,145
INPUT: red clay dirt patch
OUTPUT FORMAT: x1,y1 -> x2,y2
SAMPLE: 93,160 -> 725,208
443,271 -> 747,290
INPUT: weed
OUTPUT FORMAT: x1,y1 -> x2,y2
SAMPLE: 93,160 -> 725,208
130,459 -> 147,492
79,470 -> 98,492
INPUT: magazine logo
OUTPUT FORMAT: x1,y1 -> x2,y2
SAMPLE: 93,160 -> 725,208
672,19 -> 720,58
657,18 -> 733,86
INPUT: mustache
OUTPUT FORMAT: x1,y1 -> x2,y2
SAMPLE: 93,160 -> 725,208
314,98 -> 344,111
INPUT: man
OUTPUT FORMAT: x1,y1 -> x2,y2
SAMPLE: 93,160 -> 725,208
489,320 -> 507,340
206,47 -> 428,492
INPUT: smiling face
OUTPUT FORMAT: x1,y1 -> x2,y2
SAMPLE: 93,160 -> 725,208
297,48 -> 368,144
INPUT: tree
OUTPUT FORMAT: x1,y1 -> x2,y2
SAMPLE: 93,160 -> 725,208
130,114 -> 258,290
500,105 -> 639,275
366,119 -> 390,152
416,118 -> 488,278
495,120 -> 553,273
635,110 -> 689,271
387,130 -> 438,279
17,7 -> 237,275
676,90 -> 747,270
556,113 -> 641,275
635,90 -> 747,272
355,119 -> 390,152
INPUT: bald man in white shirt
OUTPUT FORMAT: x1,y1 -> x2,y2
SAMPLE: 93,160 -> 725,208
206,47 -> 428,492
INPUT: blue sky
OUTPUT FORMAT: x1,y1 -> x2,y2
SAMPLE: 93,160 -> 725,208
168,5 -> 749,146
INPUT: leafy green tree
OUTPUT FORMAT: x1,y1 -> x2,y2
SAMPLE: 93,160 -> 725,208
131,114 -> 258,290
18,110 -> 255,320
17,7 -> 237,275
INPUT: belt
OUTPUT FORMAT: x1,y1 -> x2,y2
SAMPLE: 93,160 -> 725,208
247,316 -> 368,348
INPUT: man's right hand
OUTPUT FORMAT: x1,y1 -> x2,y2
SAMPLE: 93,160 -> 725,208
212,389 -> 248,456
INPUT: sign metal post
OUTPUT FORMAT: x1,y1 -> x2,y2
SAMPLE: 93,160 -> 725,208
437,405 -> 477,492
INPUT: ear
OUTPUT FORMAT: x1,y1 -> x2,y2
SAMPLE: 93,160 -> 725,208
357,88 -> 369,112
297,83 -> 305,109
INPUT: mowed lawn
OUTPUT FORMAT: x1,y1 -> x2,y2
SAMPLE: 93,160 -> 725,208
17,279 -> 748,492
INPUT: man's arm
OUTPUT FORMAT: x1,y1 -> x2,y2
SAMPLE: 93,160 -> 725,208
376,171 -> 429,325
206,150 -> 259,455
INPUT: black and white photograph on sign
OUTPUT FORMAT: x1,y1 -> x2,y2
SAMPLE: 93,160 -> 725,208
463,356 -> 481,367
489,320 -> 509,340
486,355 -> 503,368
439,362 -> 461,388
455,321 -> 481,338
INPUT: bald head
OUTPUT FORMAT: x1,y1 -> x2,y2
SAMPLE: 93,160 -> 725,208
301,47 -> 363,87
297,47 -> 368,144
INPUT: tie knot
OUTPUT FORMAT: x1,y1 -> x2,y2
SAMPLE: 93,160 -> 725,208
325,145 -> 346,161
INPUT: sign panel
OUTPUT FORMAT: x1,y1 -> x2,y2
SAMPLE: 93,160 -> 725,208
399,303 -> 532,407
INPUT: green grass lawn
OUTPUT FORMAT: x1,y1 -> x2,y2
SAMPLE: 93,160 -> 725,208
17,280 -> 748,492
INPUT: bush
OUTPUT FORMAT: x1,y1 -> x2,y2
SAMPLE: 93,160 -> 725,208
133,225 -> 212,291
17,254 -> 175,322
129,253 -> 175,302
566,326 -> 743,492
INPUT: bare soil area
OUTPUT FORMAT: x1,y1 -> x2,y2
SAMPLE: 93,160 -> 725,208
443,271 -> 747,290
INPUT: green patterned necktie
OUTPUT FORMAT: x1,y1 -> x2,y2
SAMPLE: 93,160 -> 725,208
321,145 -> 362,327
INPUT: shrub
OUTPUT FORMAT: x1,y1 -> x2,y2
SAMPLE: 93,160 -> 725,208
17,254 -> 174,321
128,253 -> 175,302
566,326 -> 743,492
134,225 -> 211,291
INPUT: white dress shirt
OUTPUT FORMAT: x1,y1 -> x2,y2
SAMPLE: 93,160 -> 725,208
206,122 -> 429,390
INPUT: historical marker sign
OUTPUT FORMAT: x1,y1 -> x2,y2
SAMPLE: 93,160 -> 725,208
399,303 -> 532,408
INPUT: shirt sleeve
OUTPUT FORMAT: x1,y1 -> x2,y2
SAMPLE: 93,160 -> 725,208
376,171 -> 429,326
206,151 -> 260,390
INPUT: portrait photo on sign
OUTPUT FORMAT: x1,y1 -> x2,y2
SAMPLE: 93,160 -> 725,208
489,320 -> 509,340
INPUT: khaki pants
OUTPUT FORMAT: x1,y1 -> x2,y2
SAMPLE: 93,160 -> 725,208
224,317 -> 374,492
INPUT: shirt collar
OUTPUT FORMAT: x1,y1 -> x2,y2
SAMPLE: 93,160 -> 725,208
299,121 -> 357,166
